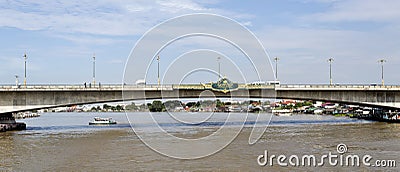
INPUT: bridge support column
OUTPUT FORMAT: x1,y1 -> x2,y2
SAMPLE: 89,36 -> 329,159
0,113 -> 26,132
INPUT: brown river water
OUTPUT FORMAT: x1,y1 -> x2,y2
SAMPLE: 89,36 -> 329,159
0,112 -> 399,171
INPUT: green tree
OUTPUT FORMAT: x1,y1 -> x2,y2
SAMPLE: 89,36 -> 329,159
199,100 -> 214,107
139,104 -> 147,111
125,103 -> 138,111
116,105 -> 123,111
103,104 -> 111,110
91,107 -> 97,112
216,99 -> 224,108
186,102 -> 197,108
149,100 -> 164,112
263,100 -> 271,105
164,100 -> 182,110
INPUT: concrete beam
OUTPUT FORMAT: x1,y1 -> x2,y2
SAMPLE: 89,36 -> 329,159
2,84 -> 400,114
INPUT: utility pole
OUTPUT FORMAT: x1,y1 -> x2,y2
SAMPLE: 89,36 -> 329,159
378,58 -> 386,86
327,57 -> 334,86
274,57 -> 279,80
23,52 -> 27,87
92,53 -> 96,86
157,55 -> 160,87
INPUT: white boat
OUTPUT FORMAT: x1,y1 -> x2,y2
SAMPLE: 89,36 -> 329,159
275,112 -> 292,116
272,109 -> 293,116
313,109 -> 324,114
89,117 -> 117,125
13,112 -> 41,119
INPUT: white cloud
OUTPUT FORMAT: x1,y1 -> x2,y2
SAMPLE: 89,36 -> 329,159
0,0 -> 251,37
306,0 -> 400,23
157,0 -> 208,12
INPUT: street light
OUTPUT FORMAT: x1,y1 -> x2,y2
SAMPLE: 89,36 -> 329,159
274,57 -> 279,80
217,56 -> 221,79
15,75 -> 19,87
157,55 -> 160,86
327,57 -> 334,86
378,58 -> 386,86
92,53 -> 96,86
23,52 -> 27,87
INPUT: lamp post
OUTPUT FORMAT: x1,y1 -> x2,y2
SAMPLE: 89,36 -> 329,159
15,75 -> 19,87
327,57 -> 334,86
378,58 -> 386,86
217,56 -> 221,79
92,53 -> 96,86
157,55 -> 160,87
23,52 -> 27,87
274,57 -> 279,80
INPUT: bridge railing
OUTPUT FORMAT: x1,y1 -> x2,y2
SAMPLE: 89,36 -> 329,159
0,84 -> 178,91
277,84 -> 400,89
1,84 -> 400,91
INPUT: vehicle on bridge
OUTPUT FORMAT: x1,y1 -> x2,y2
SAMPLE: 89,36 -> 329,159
135,79 -> 146,85
247,80 -> 280,86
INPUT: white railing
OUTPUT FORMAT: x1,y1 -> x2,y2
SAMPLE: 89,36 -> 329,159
1,84 -> 400,91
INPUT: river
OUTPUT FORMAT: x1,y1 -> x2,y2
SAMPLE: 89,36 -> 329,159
0,112 -> 399,171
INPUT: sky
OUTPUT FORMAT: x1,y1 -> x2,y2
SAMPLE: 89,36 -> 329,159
1,0 -> 399,85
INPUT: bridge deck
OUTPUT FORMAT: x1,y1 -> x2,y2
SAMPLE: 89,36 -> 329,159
1,84 -> 400,114
1,84 -> 400,91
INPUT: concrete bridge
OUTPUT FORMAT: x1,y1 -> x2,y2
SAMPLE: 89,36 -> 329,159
1,84 -> 400,114
2,83 -> 400,131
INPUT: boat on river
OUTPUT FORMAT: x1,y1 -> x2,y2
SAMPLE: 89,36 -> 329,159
89,117 -> 117,125
272,109 -> 293,116
13,112 -> 40,119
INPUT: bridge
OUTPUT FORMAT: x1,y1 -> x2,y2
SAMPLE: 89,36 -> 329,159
2,83 -> 400,131
1,84 -> 400,114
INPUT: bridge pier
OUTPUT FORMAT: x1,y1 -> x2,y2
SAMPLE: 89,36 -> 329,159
0,113 -> 26,132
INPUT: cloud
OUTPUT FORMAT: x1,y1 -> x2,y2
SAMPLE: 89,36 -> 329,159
53,34 -> 132,45
259,26 -> 400,83
0,0 -> 252,37
305,0 -> 400,23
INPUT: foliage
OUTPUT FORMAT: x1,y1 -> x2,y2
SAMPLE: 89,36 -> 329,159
125,103 -> 138,111
216,99 -> 224,108
198,100 -> 215,107
185,102 -> 197,108
164,100 -> 183,110
148,100 -> 165,112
